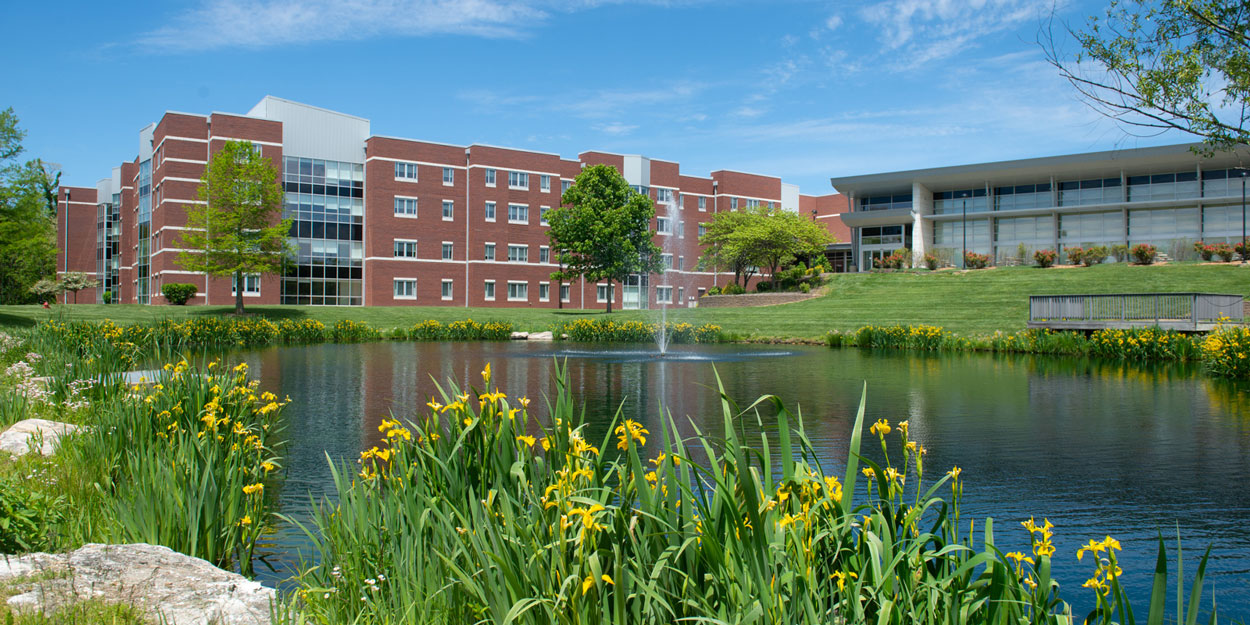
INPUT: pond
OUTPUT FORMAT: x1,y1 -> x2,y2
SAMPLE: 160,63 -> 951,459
234,341 -> 1250,617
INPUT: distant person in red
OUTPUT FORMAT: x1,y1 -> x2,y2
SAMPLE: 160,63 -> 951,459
41,300 -> 50,309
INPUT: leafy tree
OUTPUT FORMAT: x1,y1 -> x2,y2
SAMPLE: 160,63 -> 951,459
1044,1 -> 1250,153
59,271 -> 99,303
176,140 -> 291,314
696,209 -> 760,287
547,164 -> 663,313
0,108 -> 58,304
28,278 -> 58,304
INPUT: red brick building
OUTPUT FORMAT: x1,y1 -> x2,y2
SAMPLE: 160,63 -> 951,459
59,96 -> 845,307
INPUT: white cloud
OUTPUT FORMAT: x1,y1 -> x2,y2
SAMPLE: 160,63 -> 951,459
824,15 -> 843,31
137,0 -> 709,51
594,122 -> 639,135
458,82 -> 707,119
855,0 -> 1063,68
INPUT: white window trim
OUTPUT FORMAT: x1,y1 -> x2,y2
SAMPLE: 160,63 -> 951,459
484,242 -> 496,262
560,283 -> 571,303
539,282 -> 550,302
596,283 -> 611,303
657,217 -> 672,236
231,274 -> 262,298
394,195 -> 419,219
508,203 -> 529,225
656,286 -> 674,304
539,205 -> 550,226
484,279 -> 496,301
507,280 -> 529,302
484,201 -> 496,222
539,245 -> 550,264
393,238 -> 419,259
484,168 -> 496,188
394,161 -> 419,182
508,171 -> 530,190
442,167 -> 455,186
393,278 -> 418,301
441,279 -> 454,301
540,175 -> 551,193
508,244 -> 529,263
442,200 -> 455,221
441,241 -> 454,261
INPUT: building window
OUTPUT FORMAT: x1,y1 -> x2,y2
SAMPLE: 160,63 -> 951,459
484,280 -> 495,301
394,197 -> 418,217
661,254 -> 673,270
560,284 -> 571,302
509,171 -> 529,190
656,286 -> 673,304
441,279 -> 453,301
508,204 -> 529,224
540,206 -> 550,226
562,179 -> 572,194
596,284 -> 612,303
484,201 -> 496,222
730,197 -> 739,210
698,223 -> 707,237
232,274 -> 260,296
539,282 -> 550,301
657,217 -> 672,234
442,200 -> 454,220
540,175 -> 551,192
393,279 -> 416,300
484,242 -> 496,261
678,286 -> 684,303
698,196 -> 706,211
394,240 -> 417,258
656,188 -> 674,202
678,255 -> 684,270
395,162 -> 418,181
508,281 -> 528,301
442,242 -> 453,260
443,167 -> 455,185
508,244 -> 529,263
698,287 -> 706,297
484,168 -> 496,187
746,198 -> 761,208
539,246 -> 550,264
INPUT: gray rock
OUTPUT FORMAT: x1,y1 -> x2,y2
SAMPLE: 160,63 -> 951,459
510,331 -> 530,340
0,419 -> 81,457
527,331 -> 554,341
0,543 -> 275,625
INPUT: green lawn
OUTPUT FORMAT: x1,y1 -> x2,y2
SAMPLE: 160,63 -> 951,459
1,263 -> 1246,338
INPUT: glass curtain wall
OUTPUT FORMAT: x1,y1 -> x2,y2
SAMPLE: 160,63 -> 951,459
993,215 -> 1054,263
96,194 -> 120,302
932,220 -> 990,266
137,160 -> 152,304
280,156 -> 364,306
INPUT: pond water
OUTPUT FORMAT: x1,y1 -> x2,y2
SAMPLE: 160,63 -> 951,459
233,341 -> 1250,617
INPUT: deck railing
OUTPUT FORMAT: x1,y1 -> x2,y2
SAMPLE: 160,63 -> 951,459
1028,293 -> 1245,325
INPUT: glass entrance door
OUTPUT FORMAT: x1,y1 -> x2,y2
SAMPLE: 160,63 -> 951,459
622,274 -> 649,310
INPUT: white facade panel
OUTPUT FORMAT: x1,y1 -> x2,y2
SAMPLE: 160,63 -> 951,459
781,183 -> 799,212
248,96 -> 369,163
622,155 -> 650,188
138,123 -> 155,162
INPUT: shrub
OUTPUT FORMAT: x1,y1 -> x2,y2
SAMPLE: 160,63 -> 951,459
893,247 -> 912,268
102,290 -> 112,304
1111,244 -> 1129,262
706,286 -> 721,296
962,251 -> 989,269
1082,245 -> 1109,266
1016,242 -> 1030,265
0,470 -> 65,552
1131,243 -> 1158,265
722,283 -> 746,295
550,319 -> 722,343
1033,249 -> 1057,268
1063,246 -> 1084,266
1235,241 -> 1249,260
755,281 -> 772,292
799,282 -> 811,293
923,253 -> 939,270
1213,242 -> 1235,262
1194,241 -> 1215,261
161,283 -> 197,305
1203,325 -> 1250,378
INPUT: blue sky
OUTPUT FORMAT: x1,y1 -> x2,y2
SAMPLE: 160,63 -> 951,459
4,0 -> 1195,194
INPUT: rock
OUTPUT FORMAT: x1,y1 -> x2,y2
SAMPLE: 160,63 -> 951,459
527,331 -> 554,341
510,331 -> 529,340
0,543 -> 275,625
0,419 -> 81,457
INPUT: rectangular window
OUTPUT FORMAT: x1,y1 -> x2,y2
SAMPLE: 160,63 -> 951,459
484,242 -> 495,261
508,204 -> 529,224
661,253 -> 673,270
597,284 -> 612,303
562,179 -> 572,194
746,198 -> 761,208
539,246 -> 550,263
442,242 -> 453,260
540,206 -> 550,225
393,278 -> 416,300
677,221 -> 685,238
441,279 -> 453,301
698,196 -> 706,211
678,287 -> 684,303
442,167 -> 455,185
484,168 -> 496,187
560,284 -> 571,302
508,244 -> 529,263
539,282 -> 550,301
677,255 -> 684,270
394,197 -> 418,217
508,281 -> 528,301
484,280 -> 495,301
657,217 -> 672,234
731,197 -> 739,210
656,286 -> 673,304
394,240 -> 417,258
509,171 -> 529,190
656,188 -> 674,202
698,223 -> 707,237
232,274 -> 260,296
394,162 -> 418,181
484,201 -> 496,222
442,200 -> 454,220
541,175 -> 551,192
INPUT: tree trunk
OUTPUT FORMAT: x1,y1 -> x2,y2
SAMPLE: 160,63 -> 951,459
234,270 -> 245,315
558,280 -> 564,309
605,279 -> 613,314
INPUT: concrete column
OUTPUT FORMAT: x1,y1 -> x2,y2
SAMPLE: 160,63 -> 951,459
911,182 -> 933,266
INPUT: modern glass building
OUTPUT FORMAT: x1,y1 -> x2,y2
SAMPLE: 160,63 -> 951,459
831,143 -> 1250,269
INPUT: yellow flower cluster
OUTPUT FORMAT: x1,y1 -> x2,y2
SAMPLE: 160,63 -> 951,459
615,419 -> 649,450
1021,516 -> 1056,558
1077,535 -> 1123,595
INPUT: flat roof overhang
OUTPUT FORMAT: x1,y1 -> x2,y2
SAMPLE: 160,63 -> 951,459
829,142 -> 1250,197
840,207 -> 913,228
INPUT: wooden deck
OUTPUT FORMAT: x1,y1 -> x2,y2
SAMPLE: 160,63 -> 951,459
1027,293 -> 1245,332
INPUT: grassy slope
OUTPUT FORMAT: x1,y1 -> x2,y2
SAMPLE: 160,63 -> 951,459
1,263 -> 1245,338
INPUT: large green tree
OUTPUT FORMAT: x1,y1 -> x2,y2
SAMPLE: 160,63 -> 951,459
177,140 -> 291,314
547,164 -> 663,313
698,207 -> 833,289
1044,0 -> 1250,153
0,108 -> 58,304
